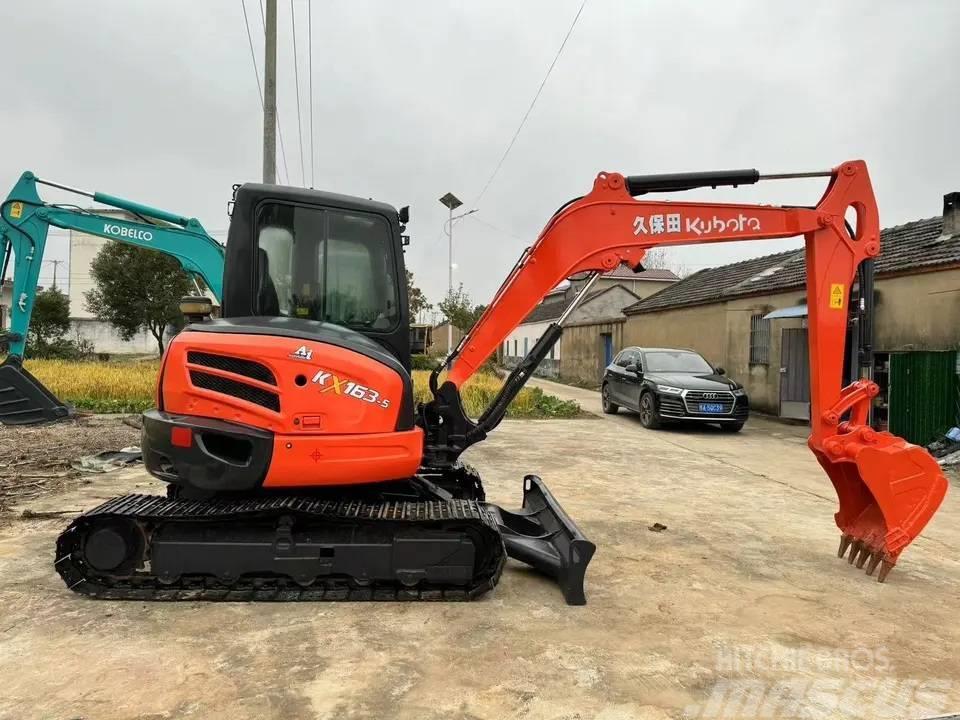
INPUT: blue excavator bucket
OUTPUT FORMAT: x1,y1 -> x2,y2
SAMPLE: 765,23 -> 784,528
0,356 -> 71,425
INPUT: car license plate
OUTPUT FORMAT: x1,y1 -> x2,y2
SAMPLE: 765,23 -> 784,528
699,402 -> 725,414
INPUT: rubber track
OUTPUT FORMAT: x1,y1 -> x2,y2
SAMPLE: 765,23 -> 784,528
55,494 -> 505,601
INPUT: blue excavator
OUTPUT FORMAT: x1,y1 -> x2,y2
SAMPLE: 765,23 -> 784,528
0,171 -> 225,424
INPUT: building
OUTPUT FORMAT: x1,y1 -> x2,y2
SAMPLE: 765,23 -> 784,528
503,267 -> 678,377
432,321 -> 464,356
67,210 -> 168,354
67,209 -> 220,355
0,279 -> 11,330
574,191 -> 960,444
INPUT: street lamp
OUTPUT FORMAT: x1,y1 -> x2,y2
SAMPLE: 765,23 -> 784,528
438,191 -> 477,353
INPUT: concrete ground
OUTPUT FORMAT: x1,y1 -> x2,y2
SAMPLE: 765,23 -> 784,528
1,382 -> 958,720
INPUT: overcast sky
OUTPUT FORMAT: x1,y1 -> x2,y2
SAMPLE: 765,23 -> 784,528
3,1 -> 958,314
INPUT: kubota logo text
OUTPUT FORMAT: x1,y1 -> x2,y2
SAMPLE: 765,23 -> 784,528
633,213 -> 761,237
311,369 -> 390,408
103,223 -> 153,242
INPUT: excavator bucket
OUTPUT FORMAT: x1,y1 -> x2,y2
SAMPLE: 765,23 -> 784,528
815,429 -> 948,582
0,357 -> 71,425
484,475 -> 596,605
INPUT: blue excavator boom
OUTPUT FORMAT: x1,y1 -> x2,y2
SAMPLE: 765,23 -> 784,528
0,171 -> 225,424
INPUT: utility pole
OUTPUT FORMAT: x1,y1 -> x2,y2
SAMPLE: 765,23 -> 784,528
45,259 -> 63,290
438,193 -> 462,354
438,193 -> 479,354
262,0 -> 278,184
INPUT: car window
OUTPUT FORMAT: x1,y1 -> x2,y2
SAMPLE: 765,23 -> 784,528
644,350 -> 713,373
615,349 -> 637,367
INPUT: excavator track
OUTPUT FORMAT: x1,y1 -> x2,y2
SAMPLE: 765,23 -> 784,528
56,493 -> 505,601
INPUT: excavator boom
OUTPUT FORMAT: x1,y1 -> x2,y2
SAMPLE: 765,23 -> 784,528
425,159 -> 946,582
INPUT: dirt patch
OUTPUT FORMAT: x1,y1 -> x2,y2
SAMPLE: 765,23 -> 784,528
0,415 -> 140,517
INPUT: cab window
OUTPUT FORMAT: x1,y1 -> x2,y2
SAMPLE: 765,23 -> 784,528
255,203 -> 399,331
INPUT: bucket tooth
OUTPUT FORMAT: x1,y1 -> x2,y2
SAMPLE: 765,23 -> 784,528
837,534 -> 853,559
865,553 -> 882,576
847,540 -> 863,565
877,560 -> 895,583
855,547 -> 870,569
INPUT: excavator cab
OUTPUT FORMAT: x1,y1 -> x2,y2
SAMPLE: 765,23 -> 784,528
221,184 -> 413,371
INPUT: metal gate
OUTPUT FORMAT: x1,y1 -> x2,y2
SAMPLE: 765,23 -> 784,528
889,351 -> 960,445
779,327 -> 810,420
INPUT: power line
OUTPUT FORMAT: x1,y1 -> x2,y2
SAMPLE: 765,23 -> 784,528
241,0 -> 291,184
308,0 -> 315,188
466,215 -> 526,243
289,0 -> 306,186
472,0 -> 587,205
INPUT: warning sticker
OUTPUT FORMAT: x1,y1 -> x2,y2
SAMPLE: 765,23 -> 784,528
829,283 -> 845,309
9,201 -> 22,219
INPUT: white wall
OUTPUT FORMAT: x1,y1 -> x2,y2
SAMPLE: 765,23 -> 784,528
71,318 -> 166,355
503,320 -> 556,360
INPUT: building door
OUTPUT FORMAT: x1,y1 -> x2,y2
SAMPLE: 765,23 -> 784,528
600,333 -> 613,381
889,351 -> 959,445
779,327 -> 810,420
601,334 -> 613,365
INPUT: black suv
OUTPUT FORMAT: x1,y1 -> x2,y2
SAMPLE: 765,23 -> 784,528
601,347 -> 749,432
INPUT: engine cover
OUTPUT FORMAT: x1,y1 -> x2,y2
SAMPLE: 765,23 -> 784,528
149,318 -> 423,489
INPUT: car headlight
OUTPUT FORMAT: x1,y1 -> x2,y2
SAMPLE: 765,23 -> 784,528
732,388 -> 746,397
656,384 -> 683,395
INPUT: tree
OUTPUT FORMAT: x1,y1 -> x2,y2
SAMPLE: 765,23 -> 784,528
642,247 -> 670,269
85,244 -> 194,354
642,247 -> 690,277
406,269 -> 431,319
438,284 -> 485,333
28,287 -> 70,346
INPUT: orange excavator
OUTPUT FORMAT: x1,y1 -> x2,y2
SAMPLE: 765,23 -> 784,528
54,160 -> 947,604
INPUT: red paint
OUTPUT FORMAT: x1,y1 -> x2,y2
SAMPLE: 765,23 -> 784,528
170,426 -> 192,448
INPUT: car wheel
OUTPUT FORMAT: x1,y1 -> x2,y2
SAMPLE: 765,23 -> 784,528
601,383 -> 619,414
638,392 -> 661,429
720,422 -> 745,433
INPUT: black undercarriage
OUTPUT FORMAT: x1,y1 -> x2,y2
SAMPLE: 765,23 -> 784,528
56,466 -> 595,605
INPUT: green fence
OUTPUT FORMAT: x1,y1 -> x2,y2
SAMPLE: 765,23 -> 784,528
889,351 -> 960,445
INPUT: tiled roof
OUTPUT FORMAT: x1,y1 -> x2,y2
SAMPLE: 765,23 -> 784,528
625,214 -> 960,315
523,295 -> 572,323
522,284 -> 639,324
530,267 -> 678,322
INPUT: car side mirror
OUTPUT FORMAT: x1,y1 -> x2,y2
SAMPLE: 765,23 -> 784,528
625,362 -> 642,375
715,366 -> 726,375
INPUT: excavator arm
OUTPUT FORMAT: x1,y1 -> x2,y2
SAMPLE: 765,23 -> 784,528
421,159 -> 947,583
0,171 -> 225,424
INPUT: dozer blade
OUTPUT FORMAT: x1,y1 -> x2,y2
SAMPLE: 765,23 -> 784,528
0,357 -> 71,425
484,475 -> 596,605
815,429 -> 948,582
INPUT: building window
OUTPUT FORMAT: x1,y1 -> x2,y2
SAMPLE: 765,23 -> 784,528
549,344 -> 554,360
524,337 -> 529,355
513,339 -> 517,357
749,313 -> 770,365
